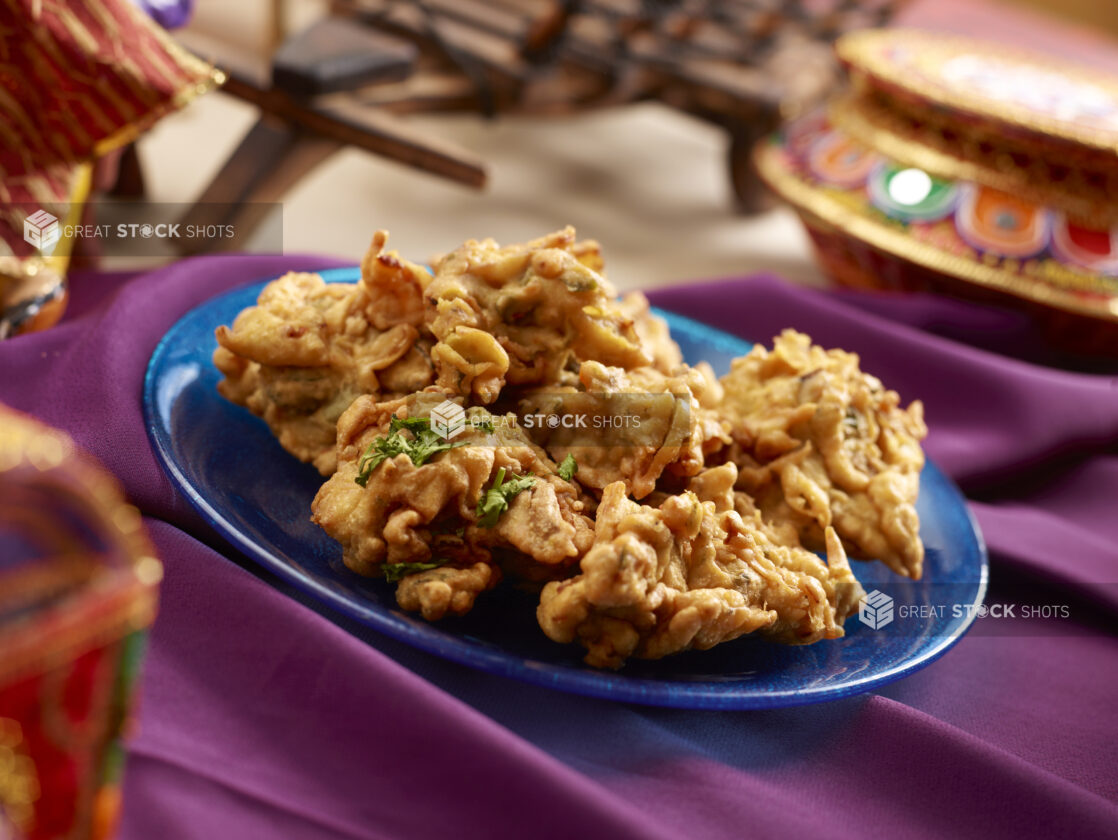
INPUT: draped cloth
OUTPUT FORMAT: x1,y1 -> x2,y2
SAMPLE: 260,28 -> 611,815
1,256 -> 1114,838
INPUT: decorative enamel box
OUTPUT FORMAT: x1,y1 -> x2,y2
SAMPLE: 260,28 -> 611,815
755,28 -> 1118,356
0,407 -> 161,839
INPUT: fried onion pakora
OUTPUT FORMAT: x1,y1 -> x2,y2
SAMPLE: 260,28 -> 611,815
718,329 -> 927,579
310,394 -> 594,616
214,227 -> 930,667
424,227 -> 650,402
537,470 -> 864,668
214,232 -> 433,474
513,360 -> 729,501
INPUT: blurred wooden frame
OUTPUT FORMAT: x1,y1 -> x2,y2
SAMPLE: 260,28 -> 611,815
176,0 -> 906,250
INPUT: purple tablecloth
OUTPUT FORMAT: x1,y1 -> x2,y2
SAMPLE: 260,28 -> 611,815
2,256 -> 1115,839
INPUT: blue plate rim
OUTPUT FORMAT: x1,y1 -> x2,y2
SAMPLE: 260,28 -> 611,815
142,267 -> 988,710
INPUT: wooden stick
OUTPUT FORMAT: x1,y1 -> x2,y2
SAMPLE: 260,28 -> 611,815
177,29 -> 487,188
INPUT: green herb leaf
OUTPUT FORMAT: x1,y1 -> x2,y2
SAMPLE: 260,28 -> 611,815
390,416 -> 433,434
381,560 -> 447,583
354,415 -> 467,487
476,467 -> 536,528
557,453 -> 578,481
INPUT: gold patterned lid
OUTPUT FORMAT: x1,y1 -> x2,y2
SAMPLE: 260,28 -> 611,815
752,111 -> 1118,330
827,90 -> 1118,228
832,29 -> 1118,229
836,29 -> 1118,157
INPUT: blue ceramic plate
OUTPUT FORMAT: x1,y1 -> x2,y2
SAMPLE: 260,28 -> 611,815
144,267 -> 987,709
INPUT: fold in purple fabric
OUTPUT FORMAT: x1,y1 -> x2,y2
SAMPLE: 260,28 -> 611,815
1,259 -> 1115,839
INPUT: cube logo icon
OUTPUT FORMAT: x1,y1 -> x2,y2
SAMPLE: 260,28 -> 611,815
24,209 -> 60,252
858,589 -> 894,630
430,400 -> 466,440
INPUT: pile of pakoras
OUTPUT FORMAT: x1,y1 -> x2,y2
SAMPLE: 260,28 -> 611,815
214,228 -> 926,668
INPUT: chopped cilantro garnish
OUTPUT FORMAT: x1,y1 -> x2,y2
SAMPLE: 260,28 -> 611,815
476,467 -> 536,528
382,560 -> 447,582
557,453 -> 578,481
391,416 -> 433,434
354,415 -> 467,487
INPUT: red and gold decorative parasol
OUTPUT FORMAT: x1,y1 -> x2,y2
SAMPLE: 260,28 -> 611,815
0,0 -> 222,336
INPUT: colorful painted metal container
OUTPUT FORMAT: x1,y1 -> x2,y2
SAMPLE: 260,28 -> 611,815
0,407 -> 161,839
755,28 -> 1118,356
